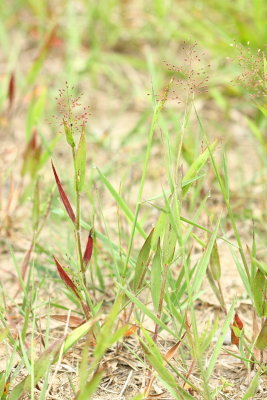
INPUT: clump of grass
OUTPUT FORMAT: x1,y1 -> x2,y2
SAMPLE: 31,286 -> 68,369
4,39 -> 267,400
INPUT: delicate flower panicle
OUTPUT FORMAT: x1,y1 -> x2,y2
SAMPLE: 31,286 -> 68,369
160,41 -> 210,104
231,42 -> 267,100
52,82 -> 91,133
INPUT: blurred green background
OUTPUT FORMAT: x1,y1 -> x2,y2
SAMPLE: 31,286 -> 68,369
1,0 -> 266,120
1,0 -> 267,223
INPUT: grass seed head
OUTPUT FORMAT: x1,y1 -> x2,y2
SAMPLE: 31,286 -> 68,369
53,82 -> 91,136
160,41 -> 210,104
231,42 -> 267,100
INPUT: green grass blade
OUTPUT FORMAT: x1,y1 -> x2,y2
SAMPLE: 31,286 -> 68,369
96,167 -> 146,238
75,370 -> 103,400
151,239 -> 162,313
182,140 -> 217,195
191,217 -> 221,296
119,284 -> 178,338
206,302 -> 235,380
75,127 -> 86,192
133,228 -> 153,292
9,317 -> 100,400
241,368 -> 261,400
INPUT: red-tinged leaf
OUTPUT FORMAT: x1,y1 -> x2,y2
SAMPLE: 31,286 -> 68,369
231,313 -> 244,346
83,229 -> 93,267
165,331 -> 187,362
8,72 -> 15,109
51,314 -> 85,328
234,313 -> 243,330
123,324 -> 138,337
51,161 -> 76,223
53,256 -> 80,299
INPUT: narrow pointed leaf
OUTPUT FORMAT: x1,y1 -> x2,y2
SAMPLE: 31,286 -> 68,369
192,217 -> 221,296
163,220 -> 177,265
241,368 -> 261,400
151,211 -> 167,251
206,303 -> 235,379
97,167 -> 146,238
210,241 -> 221,281
133,228 -> 154,292
252,257 -> 267,275
206,268 -> 224,307
141,345 -> 179,399
151,240 -> 162,314
64,121 -> 75,148
75,370 -> 104,400
83,229 -> 93,267
145,331 -> 188,397
252,269 -> 267,316
53,256 -> 80,299
75,127 -> 86,192
182,140 -> 217,195
165,332 -> 186,362
256,318 -> 267,350
51,161 -> 76,223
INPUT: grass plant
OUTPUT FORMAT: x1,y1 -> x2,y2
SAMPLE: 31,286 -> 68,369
1,1 -> 267,399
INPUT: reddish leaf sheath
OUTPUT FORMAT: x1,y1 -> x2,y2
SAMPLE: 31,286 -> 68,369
83,229 -> 93,267
53,256 -> 80,299
231,313 -> 244,346
51,161 -> 76,223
